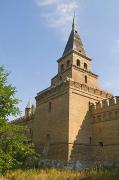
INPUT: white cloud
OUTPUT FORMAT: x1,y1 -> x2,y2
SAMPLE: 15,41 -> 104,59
36,0 -> 57,6
112,38 -> 119,53
35,0 -> 79,32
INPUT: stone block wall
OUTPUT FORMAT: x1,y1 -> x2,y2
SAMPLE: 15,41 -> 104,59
90,97 -> 119,161
33,82 -> 70,160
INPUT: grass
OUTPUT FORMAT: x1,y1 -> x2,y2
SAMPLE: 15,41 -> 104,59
0,168 -> 119,180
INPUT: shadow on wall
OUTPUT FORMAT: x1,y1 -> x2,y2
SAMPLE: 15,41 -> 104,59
70,111 -> 95,161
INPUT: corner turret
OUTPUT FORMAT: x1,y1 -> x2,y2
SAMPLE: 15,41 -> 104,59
25,100 -> 31,119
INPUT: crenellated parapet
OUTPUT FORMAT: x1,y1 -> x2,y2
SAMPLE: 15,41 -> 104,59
90,96 -> 119,111
36,78 -> 112,104
90,96 -> 119,123
68,79 -> 112,99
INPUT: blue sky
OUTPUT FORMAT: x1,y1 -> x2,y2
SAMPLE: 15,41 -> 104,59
0,0 -> 119,118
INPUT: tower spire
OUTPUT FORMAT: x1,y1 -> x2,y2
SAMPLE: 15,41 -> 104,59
25,98 -> 31,119
26,98 -> 31,109
62,14 -> 86,57
72,11 -> 76,30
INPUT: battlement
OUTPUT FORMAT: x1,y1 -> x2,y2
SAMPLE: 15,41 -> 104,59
36,78 -> 112,104
90,96 -> 119,112
69,79 -> 112,99
89,97 -> 119,124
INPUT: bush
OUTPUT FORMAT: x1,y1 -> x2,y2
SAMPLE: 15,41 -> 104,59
0,66 -> 39,174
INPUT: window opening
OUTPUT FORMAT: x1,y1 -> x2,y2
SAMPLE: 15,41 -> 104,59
85,75 -> 87,83
67,60 -> 70,67
84,63 -> 88,70
77,59 -> 80,67
61,64 -> 64,72
99,142 -> 103,147
49,102 -> 52,112
89,137 -> 92,144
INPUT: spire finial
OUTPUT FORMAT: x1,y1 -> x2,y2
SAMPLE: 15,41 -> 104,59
72,11 -> 76,30
26,98 -> 31,109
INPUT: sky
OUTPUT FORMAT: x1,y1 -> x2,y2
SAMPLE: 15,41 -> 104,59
0,0 -> 119,118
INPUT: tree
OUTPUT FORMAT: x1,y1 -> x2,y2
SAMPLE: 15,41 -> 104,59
0,66 -> 20,120
0,66 -> 39,174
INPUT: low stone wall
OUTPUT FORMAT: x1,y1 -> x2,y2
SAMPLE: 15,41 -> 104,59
38,160 -> 119,170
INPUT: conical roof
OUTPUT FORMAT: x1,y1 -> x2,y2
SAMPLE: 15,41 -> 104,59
63,16 -> 86,57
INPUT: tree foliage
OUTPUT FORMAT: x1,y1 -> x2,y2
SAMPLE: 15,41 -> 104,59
0,66 -> 20,120
0,66 -> 39,174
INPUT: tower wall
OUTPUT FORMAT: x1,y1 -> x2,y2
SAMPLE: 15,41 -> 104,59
72,52 -> 92,71
33,82 -> 70,160
58,53 -> 73,73
33,77 -> 112,161
51,53 -> 73,86
72,66 -> 98,88
68,80 -> 112,161
72,52 -> 99,88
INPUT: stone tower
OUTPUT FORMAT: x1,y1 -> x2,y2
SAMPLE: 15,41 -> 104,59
25,100 -> 32,119
33,17 -> 112,161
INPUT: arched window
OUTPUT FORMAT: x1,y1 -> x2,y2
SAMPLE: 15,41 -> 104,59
77,59 -> 80,67
85,75 -> 87,83
67,60 -> 70,67
84,63 -> 88,70
61,64 -> 64,72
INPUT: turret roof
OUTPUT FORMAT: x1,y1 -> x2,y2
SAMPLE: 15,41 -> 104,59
26,99 -> 31,109
62,15 -> 86,57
